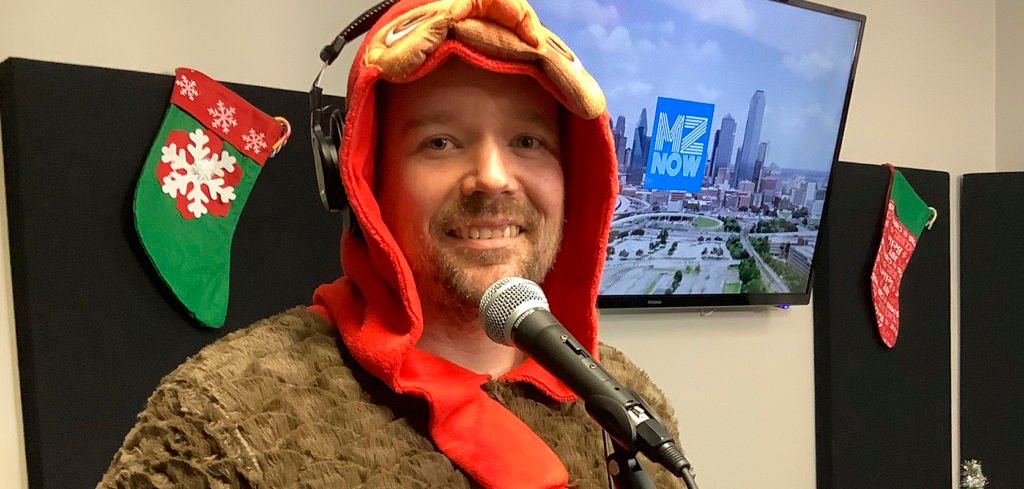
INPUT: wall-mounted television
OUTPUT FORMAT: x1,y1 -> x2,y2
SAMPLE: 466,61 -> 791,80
535,0 -> 866,308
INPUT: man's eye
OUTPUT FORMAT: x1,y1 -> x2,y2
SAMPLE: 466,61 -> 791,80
513,135 -> 543,149
425,137 -> 454,150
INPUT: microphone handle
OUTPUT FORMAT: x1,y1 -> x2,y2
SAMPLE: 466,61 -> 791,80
512,308 -> 697,488
511,308 -> 637,408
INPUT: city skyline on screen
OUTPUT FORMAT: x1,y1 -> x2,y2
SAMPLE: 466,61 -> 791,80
535,0 -> 863,298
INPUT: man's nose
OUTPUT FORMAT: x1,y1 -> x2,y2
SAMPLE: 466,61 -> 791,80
461,139 -> 518,195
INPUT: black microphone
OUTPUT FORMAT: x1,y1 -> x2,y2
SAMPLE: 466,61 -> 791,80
479,277 -> 697,487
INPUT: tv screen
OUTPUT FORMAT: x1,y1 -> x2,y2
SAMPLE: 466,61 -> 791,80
535,0 -> 866,308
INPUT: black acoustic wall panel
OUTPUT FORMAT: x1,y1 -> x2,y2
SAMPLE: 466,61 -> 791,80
1,58 -> 344,488
813,161 -> 951,489
960,172 -> 1024,488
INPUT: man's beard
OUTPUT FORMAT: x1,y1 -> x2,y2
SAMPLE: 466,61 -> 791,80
410,194 -> 562,323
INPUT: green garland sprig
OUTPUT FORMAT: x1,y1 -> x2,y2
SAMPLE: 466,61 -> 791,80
961,459 -> 988,489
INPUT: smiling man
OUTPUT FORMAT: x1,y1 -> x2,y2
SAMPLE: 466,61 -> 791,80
377,59 -> 565,376
98,1 -> 688,488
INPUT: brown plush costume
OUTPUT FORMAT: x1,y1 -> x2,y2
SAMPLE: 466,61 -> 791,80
96,308 -> 684,488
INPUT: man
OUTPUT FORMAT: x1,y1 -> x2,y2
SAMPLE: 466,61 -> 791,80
98,1 -> 687,487
376,58 -> 564,377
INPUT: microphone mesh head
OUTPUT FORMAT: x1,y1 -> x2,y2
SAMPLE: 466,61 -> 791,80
479,277 -> 549,346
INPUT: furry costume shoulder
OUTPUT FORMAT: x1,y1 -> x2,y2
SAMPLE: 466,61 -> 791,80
97,307 -> 685,488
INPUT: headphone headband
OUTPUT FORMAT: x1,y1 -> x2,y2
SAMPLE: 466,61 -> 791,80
320,0 -> 401,65
309,0 -> 400,217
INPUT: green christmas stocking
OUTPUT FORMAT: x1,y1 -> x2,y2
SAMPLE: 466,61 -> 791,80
134,68 -> 288,327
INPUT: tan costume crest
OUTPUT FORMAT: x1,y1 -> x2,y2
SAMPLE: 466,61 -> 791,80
363,0 -> 607,119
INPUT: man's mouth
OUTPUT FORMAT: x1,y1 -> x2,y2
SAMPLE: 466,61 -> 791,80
449,225 -> 524,240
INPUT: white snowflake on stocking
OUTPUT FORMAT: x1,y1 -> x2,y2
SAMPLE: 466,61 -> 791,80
242,129 -> 268,155
160,128 -> 238,218
174,74 -> 199,101
207,100 -> 238,134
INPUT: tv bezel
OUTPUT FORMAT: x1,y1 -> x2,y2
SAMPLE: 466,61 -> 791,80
595,0 -> 867,310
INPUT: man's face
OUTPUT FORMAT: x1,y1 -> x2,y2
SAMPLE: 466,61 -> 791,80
377,59 -> 565,316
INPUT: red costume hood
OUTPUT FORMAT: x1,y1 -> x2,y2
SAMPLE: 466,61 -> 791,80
310,1 -> 618,486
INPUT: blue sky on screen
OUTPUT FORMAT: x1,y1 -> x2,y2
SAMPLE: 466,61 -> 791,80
535,0 -> 861,171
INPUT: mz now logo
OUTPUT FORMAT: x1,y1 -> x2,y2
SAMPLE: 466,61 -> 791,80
644,97 -> 715,192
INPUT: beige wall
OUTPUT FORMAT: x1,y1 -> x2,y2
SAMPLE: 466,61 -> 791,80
0,121 -> 25,488
996,0 -> 1024,172
0,1 -> 1013,488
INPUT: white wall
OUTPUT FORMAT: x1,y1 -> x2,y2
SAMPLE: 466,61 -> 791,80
0,1 -> 1011,488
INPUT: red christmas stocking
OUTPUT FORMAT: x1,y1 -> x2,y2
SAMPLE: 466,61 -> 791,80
869,164 -> 937,348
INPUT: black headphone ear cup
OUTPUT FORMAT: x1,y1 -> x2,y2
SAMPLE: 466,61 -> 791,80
327,107 -> 349,211
329,108 -> 345,152
328,106 -> 361,236
311,105 -> 349,213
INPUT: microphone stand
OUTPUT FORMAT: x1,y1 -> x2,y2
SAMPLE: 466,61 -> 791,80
589,394 -> 700,489
606,440 -> 657,489
603,434 -> 699,489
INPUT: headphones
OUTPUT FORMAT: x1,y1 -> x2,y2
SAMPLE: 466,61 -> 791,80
309,0 -> 399,215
